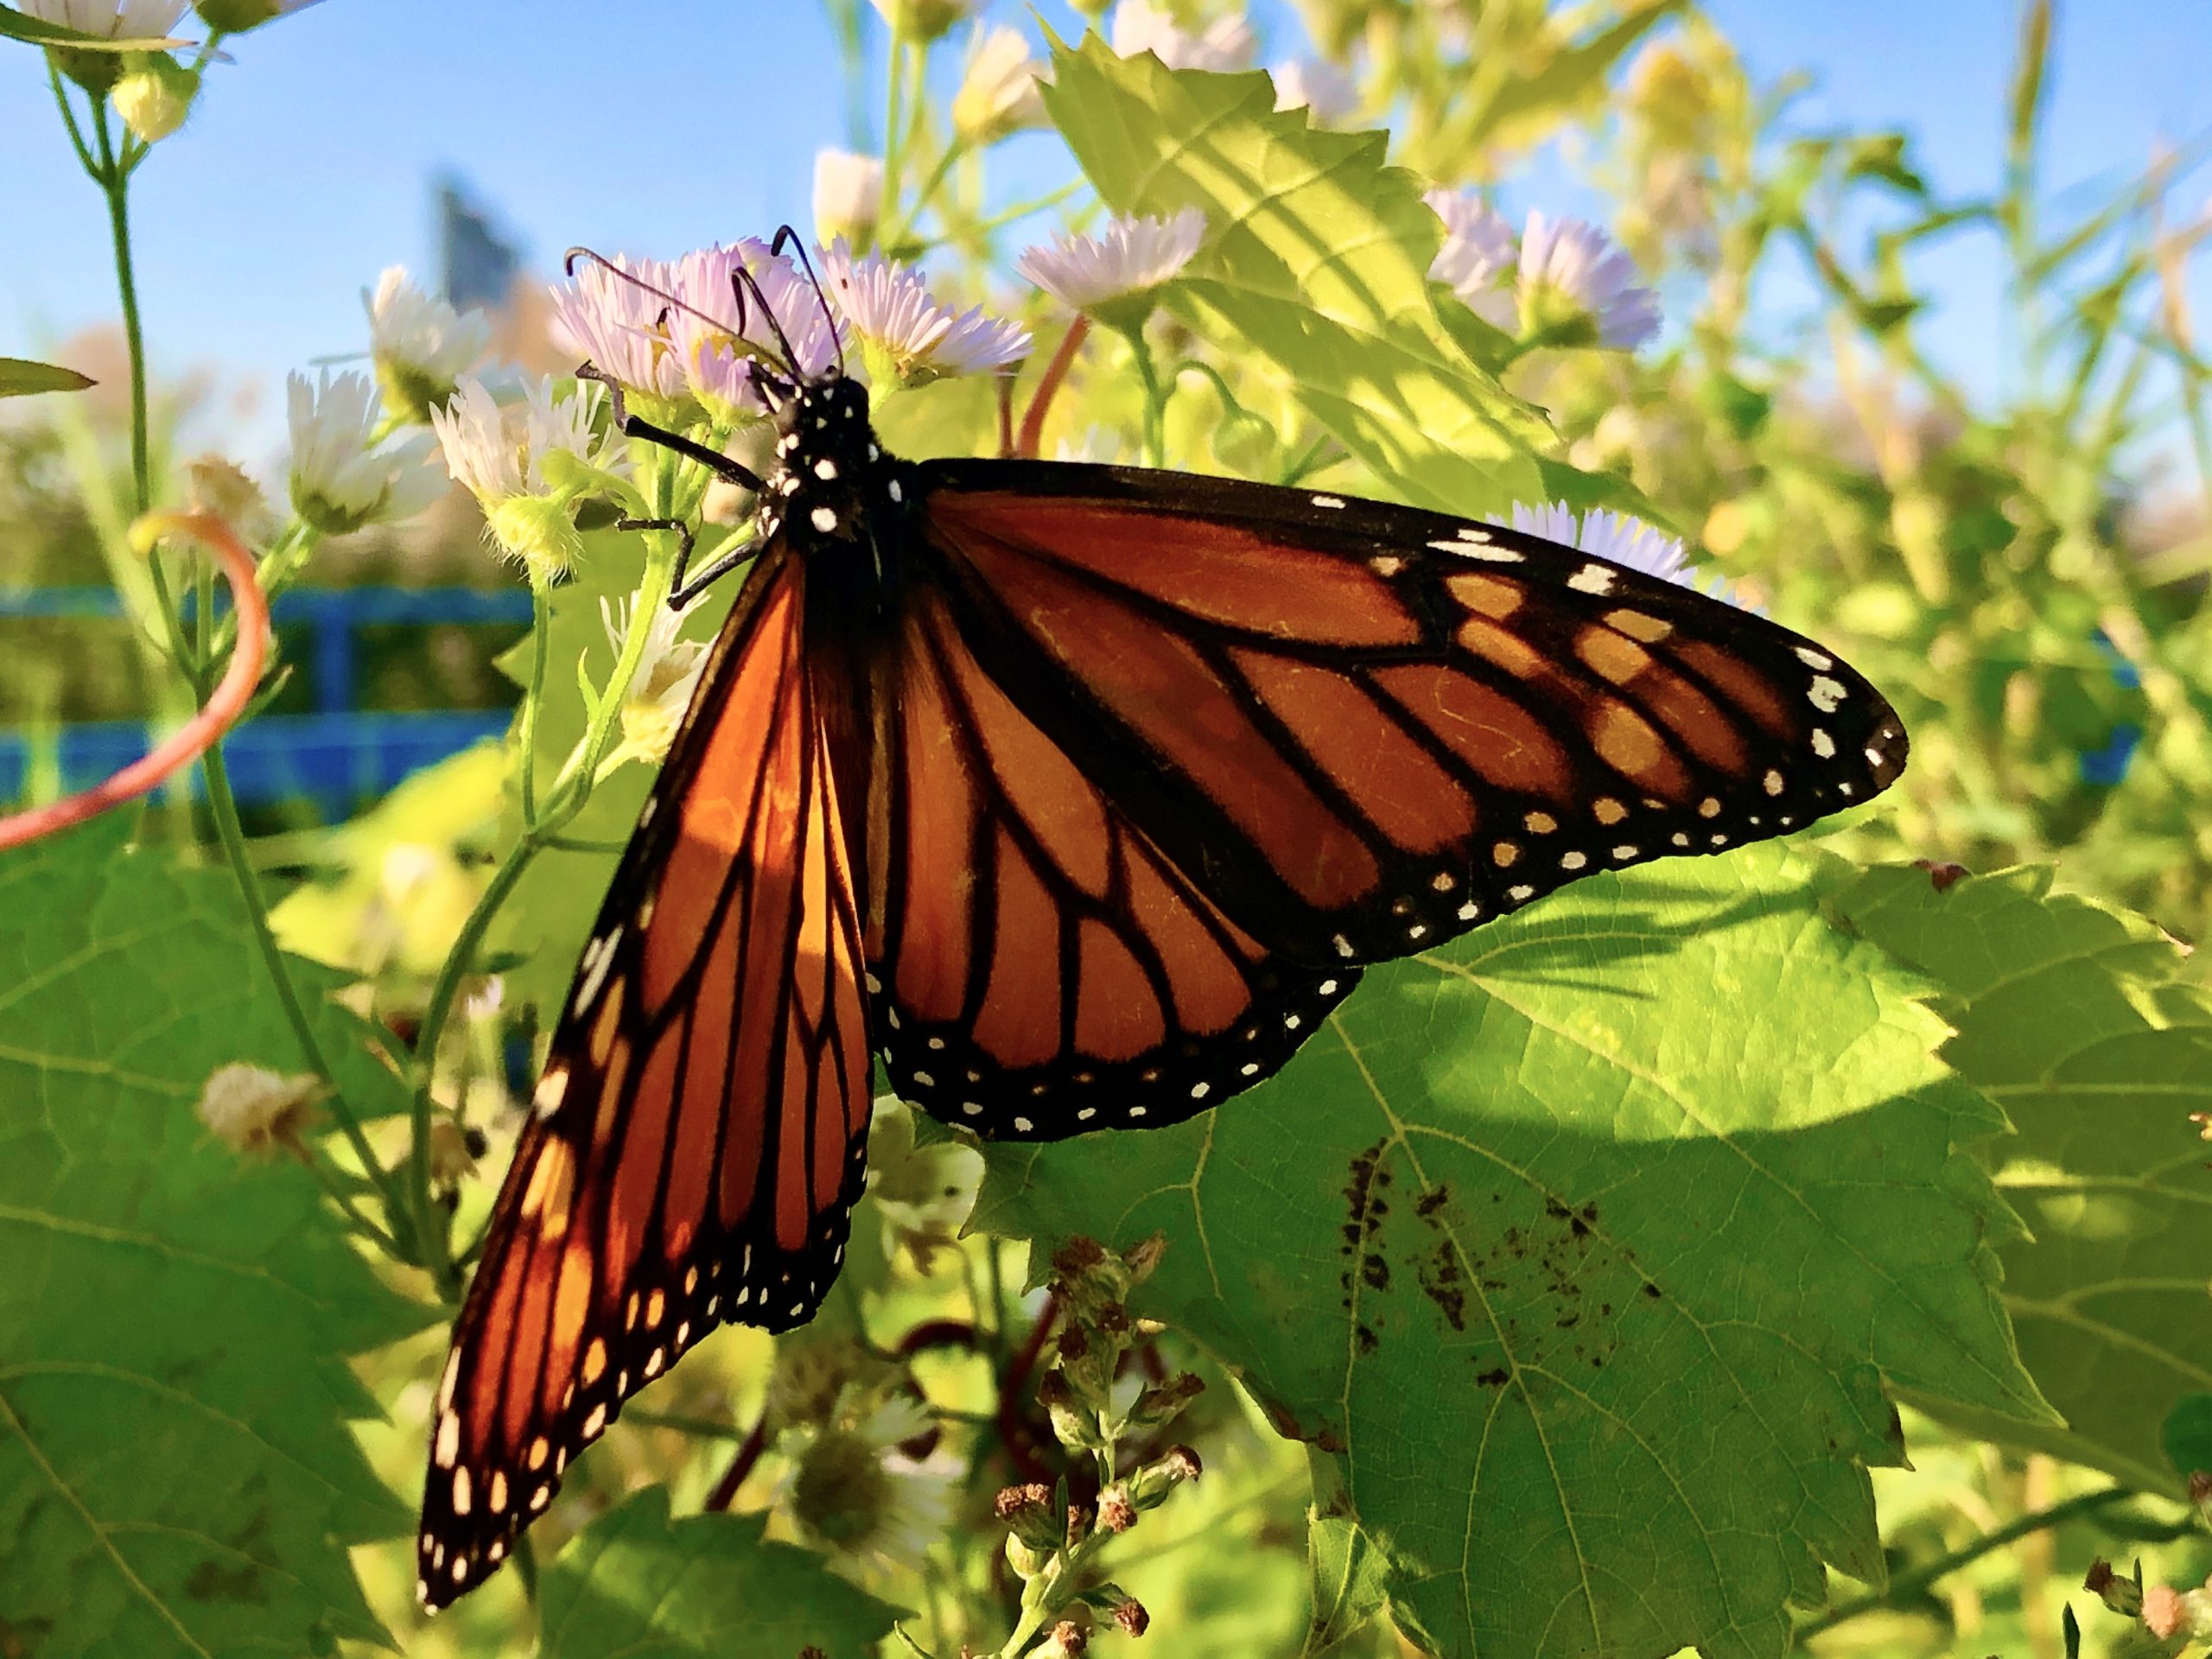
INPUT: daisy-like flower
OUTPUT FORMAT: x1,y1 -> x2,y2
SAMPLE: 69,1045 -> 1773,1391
430,374 -> 620,582
198,1062 -> 319,1158
814,149 -> 885,248
786,1397 -> 959,1576
1423,188 -> 1518,327
19,0 -> 185,35
1511,501 -> 1745,608
194,0 -> 321,29
1516,210 -> 1661,349
550,252 -> 689,409
1015,209 -> 1206,332
365,265 -> 492,424
865,1097 -> 982,1272
668,239 -> 840,422
286,369 -> 440,536
821,240 -> 1030,386
1272,58 -> 1357,123
598,594 -> 709,767
952,22 -> 1046,145
1111,0 -> 1255,72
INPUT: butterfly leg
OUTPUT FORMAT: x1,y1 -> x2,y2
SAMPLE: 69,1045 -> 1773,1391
614,516 -> 760,610
577,365 -> 766,493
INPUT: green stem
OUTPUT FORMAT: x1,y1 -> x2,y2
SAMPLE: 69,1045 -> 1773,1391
520,579 -> 552,825
878,23 -> 906,254
1799,1486 -> 2133,1638
884,137 -> 967,250
92,109 -> 152,518
1124,327 -> 1166,467
48,61 -> 98,177
202,742 -> 407,1226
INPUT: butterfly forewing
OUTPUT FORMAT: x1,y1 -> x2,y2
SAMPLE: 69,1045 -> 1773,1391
914,460 -> 1906,969
416,551 -> 873,1608
864,581 -> 1358,1136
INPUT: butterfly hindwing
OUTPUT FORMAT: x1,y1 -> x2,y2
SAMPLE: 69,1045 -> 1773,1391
864,580 -> 1358,1139
416,552 -> 873,1607
914,460 -> 1906,969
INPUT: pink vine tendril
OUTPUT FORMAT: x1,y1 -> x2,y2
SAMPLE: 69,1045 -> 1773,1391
0,512 -> 270,853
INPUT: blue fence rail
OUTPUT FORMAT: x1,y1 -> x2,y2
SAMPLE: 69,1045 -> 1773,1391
2,586 -> 532,817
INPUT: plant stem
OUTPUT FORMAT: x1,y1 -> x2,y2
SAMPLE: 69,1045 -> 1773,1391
1798,1486 -> 2133,1638
1124,327 -> 1166,467
520,579 -> 551,825
1017,316 -> 1090,458
201,741 -> 406,1224
92,109 -> 152,517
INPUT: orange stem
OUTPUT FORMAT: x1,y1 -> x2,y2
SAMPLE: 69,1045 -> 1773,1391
0,512 -> 269,852
1017,315 -> 1091,460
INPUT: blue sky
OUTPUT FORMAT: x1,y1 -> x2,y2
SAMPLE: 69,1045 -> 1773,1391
3,1 -> 2209,463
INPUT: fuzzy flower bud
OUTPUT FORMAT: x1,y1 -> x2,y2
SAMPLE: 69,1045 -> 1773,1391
1127,1443 -> 1203,1511
1037,1370 -> 1100,1452
1033,1621 -> 1089,1659
2086,1559 -> 2144,1618
195,0 -> 318,29
814,150 -> 885,248
1107,1592 -> 1149,1637
429,376 -> 618,583
868,0 -> 976,42
110,51 -> 197,143
197,1063 -> 319,1158
1096,1484 -> 1137,1534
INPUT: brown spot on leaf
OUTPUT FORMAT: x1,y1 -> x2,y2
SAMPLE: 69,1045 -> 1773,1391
1474,1365 -> 1510,1387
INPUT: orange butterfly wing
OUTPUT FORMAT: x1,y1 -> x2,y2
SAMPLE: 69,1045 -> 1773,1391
912,462 -> 1906,971
416,551 -> 872,1607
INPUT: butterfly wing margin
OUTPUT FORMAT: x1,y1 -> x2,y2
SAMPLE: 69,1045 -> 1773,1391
416,553 -> 874,1606
913,459 -> 1907,968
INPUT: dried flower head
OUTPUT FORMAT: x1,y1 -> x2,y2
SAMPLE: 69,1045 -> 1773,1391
197,1063 -> 320,1157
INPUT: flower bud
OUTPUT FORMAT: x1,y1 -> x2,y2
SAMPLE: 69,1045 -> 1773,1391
868,0 -> 977,42
1126,1443 -> 1203,1511
1130,1371 -> 1205,1429
111,53 -> 199,143
995,1481 -> 1063,1552
197,1063 -> 320,1158
1107,1592 -> 1148,1637
195,0 -> 308,29
814,149 -> 884,248
952,24 -> 1045,146
1096,1485 -> 1136,1534
2086,1558 -> 2144,1618
486,495 -> 586,587
1037,1371 -> 1100,1452
1033,1620 -> 1089,1659
427,1119 -> 480,1192
184,454 -> 268,536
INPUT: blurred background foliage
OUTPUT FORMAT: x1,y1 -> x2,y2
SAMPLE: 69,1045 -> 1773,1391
7,0 -> 2212,1656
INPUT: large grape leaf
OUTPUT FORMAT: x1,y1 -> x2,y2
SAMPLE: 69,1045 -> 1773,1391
1041,34 -> 1558,517
972,842 -> 2050,1659
1832,863 -> 2212,1493
536,1489 -> 902,1659
0,821 -> 429,1659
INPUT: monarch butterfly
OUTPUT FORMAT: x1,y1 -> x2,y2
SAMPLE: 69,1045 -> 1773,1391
415,238 -> 1906,1606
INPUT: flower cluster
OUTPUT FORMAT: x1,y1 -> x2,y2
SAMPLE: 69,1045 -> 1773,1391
1426,190 -> 1662,348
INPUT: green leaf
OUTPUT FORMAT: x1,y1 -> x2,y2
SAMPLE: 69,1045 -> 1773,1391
537,1489 -> 903,1659
0,821 -> 431,1659
0,355 -> 94,398
1833,863 -> 2212,1493
1304,1456 -> 1430,1656
0,2 -> 187,48
975,842 -> 2048,1659
1043,35 -> 1561,517
2161,1395 -> 2212,1482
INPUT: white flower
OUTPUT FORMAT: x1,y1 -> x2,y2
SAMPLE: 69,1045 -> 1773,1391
1516,210 -> 1660,348
821,240 -> 1030,385
431,375 -> 618,579
285,369 -> 439,535
1016,209 -> 1206,327
197,1062 -> 319,1157
785,1398 -> 960,1576
19,0 -> 186,36
365,265 -> 492,422
1052,426 -> 1122,465
1424,188 -> 1518,327
813,149 -> 885,246
1272,58 -> 1357,122
599,594 -> 709,766
952,22 -> 1046,144
1511,502 -> 1707,591
550,252 -> 688,403
866,1097 -> 982,1269
1111,0 -> 1255,72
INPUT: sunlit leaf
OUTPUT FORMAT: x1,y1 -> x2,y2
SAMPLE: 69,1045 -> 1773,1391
975,842 -> 2048,1659
0,355 -> 94,397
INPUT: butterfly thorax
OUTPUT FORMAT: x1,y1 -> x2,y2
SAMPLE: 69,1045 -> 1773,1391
757,373 -> 916,611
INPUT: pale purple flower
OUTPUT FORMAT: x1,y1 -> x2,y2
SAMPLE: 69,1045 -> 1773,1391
1517,211 -> 1660,348
1424,189 -> 1518,327
1015,210 -> 1206,316
550,253 -> 688,401
669,240 -> 841,416
821,240 -> 1030,383
1511,502 -> 1688,582
1111,0 -> 1255,72
1272,59 -> 1357,123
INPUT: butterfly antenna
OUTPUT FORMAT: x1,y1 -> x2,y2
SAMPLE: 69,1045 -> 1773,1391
562,245 -> 795,381
771,226 -> 848,378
